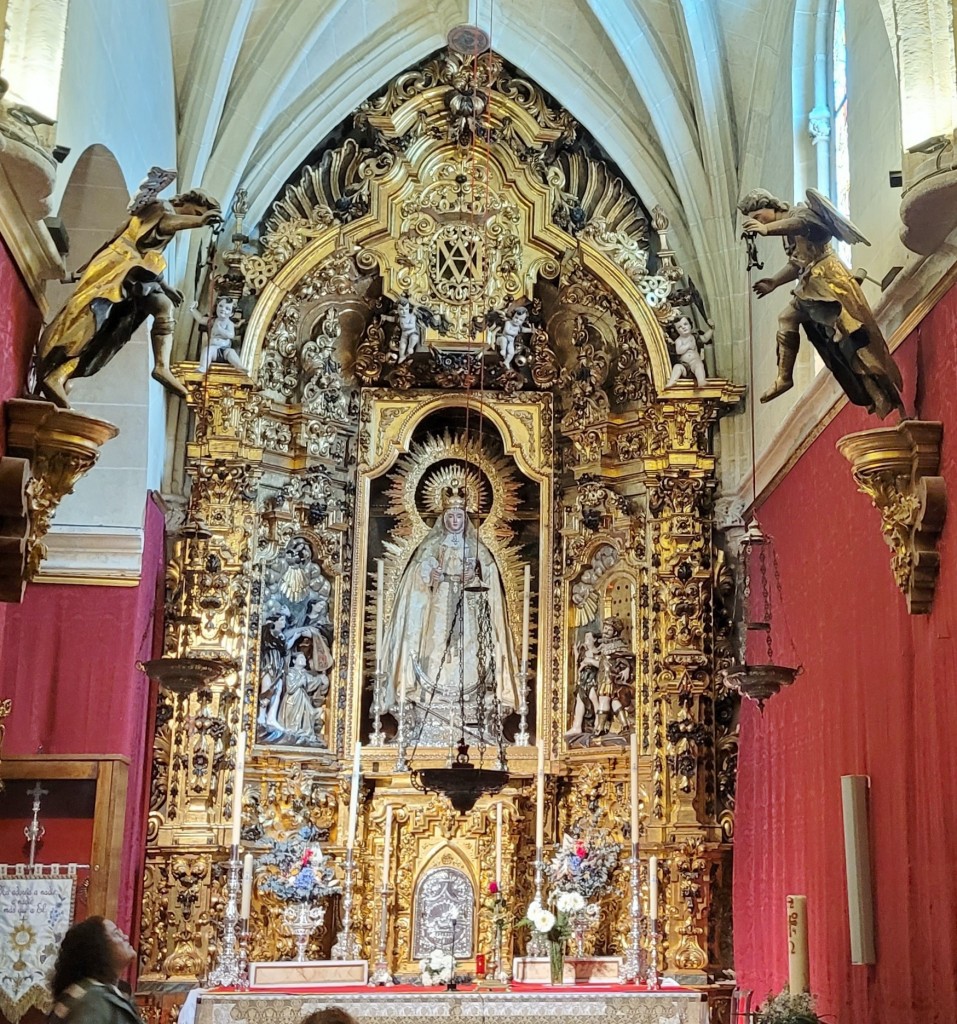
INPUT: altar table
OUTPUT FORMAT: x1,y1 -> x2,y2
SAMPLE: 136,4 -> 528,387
195,987 -> 708,1024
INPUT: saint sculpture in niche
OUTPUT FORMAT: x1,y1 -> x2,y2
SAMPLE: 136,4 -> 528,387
257,537 -> 334,747
376,433 -> 525,747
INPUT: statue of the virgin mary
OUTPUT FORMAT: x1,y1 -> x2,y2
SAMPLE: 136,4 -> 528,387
381,483 -> 520,745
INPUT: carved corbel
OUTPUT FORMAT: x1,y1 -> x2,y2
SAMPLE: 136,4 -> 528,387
2,398 -> 117,600
837,420 -> 947,614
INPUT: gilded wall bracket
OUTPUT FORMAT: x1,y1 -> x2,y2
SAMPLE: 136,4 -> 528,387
837,419 -> 947,614
1,398 -> 117,601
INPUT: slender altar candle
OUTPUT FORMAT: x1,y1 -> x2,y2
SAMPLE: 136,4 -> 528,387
495,802 -> 503,884
346,741 -> 362,851
648,855 -> 659,919
535,739 -> 545,850
630,731 -> 640,842
240,853 -> 254,919
375,558 -> 385,673
787,894 -> 809,994
520,564 -> 531,672
381,804 -> 393,886
230,728 -> 246,847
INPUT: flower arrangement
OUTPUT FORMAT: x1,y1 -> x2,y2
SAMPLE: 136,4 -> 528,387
257,824 -> 341,903
419,948 -> 456,986
755,990 -> 824,1024
520,890 -> 584,944
547,832 -> 620,899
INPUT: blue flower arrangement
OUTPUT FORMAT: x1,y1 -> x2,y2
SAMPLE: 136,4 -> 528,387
256,825 -> 341,903
546,832 -> 620,899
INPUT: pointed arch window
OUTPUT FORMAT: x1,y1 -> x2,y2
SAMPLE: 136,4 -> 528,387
830,0 -> 851,261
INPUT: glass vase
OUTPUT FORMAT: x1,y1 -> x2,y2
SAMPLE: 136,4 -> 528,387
548,940 -> 565,985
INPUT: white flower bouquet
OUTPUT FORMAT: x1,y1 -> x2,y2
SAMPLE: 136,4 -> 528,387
419,947 -> 456,986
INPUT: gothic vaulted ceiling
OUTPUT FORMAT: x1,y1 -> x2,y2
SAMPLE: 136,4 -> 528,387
168,0 -> 802,374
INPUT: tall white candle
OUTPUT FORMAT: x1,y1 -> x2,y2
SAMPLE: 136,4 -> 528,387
535,739 -> 545,850
230,728 -> 246,847
495,802 -> 503,884
630,731 -> 640,842
375,559 -> 385,674
520,564 -> 531,672
787,894 -> 809,994
381,804 -> 393,886
346,741 -> 362,851
649,855 -> 659,919
240,853 -> 254,919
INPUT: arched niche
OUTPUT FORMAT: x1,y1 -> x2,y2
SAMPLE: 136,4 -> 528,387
412,846 -> 475,960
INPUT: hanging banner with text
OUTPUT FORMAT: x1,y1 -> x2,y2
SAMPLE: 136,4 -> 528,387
0,869 -> 76,1023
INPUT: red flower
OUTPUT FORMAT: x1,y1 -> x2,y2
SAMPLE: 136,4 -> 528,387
489,881 -> 500,894
575,844 -> 587,858
302,849 -> 313,865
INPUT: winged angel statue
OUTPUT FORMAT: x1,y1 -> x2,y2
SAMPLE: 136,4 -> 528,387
738,187 -> 904,419
35,167 -> 222,407
382,294 -> 452,363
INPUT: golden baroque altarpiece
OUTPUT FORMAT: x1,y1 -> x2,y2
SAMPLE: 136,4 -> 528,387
140,51 -> 744,987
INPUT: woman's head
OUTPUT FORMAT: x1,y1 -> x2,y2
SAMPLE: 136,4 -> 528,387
300,1011 -> 357,1024
51,917 -> 135,996
442,506 -> 467,534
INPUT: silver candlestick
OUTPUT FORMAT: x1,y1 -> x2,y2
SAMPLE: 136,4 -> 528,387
370,671 -> 387,746
394,695 -> 410,772
514,663 -> 530,746
369,884 -> 393,985
208,845 -> 248,988
623,843 -> 642,982
646,916 -> 660,990
527,850 -> 546,956
491,917 -> 509,984
332,848 -> 361,960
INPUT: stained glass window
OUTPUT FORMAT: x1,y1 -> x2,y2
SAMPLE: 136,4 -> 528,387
832,0 -> 851,263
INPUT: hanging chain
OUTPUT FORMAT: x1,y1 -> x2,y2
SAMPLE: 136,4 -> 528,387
758,541 -> 773,662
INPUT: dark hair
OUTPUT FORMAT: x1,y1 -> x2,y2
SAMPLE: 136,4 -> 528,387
51,916 -> 116,998
170,188 -> 220,212
300,1011 -> 357,1024
737,188 -> 789,216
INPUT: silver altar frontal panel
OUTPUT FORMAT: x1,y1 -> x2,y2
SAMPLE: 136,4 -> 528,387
195,990 -> 708,1024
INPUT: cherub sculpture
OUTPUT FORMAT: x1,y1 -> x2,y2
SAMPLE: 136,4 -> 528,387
738,187 -> 904,418
490,305 -> 532,369
666,314 -> 712,388
189,294 -> 243,372
382,295 -> 451,363
35,167 -> 222,407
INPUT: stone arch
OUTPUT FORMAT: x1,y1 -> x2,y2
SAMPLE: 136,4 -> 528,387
411,844 -> 476,960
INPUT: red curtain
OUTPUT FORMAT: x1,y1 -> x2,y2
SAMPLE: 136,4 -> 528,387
734,285 -> 957,1023
0,496 -> 165,932
0,233 -> 41,448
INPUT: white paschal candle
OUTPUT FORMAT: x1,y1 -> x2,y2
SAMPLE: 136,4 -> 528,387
381,803 -> 393,885
520,564 -> 531,672
535,739 -> 545,850
630,731 -> 640,842
787,894 -> 809,994
375,558 -> 385,674
649,855 -> 659,919
240,853 -> 254,919
346,741 -> 362,851
495,802 -> 503,884
230,728 -> 246,848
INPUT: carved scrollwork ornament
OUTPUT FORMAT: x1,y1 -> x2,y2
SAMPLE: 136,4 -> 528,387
837,420 -> 947,613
